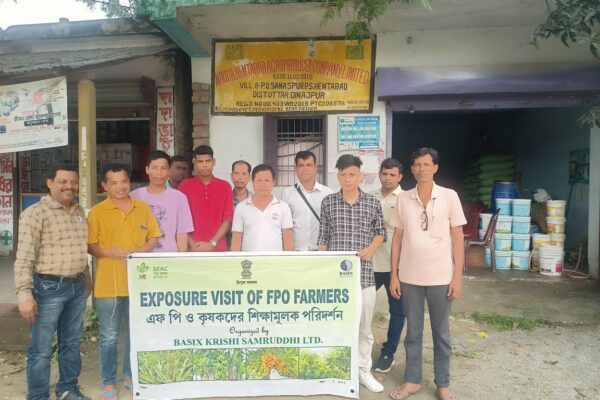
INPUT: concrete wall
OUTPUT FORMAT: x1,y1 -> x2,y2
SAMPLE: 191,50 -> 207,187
589,126 -> 600,279
190,26 -> 598,274
192,25 -> 596,183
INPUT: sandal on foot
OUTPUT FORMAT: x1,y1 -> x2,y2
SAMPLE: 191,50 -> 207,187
389,385 -> 421,400
100,389 -> 117,400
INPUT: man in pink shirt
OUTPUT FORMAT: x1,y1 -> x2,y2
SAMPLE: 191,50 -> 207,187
389,148 -> 466,400
178,145 -> 233,252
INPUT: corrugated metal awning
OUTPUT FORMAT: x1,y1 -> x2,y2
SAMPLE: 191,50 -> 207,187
0,44 -> 176,78
376,64 -> 600,99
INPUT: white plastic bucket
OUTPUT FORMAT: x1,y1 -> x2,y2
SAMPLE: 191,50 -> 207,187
532,233 -> 551,248
494,233 -> 512,251
539,245 -> 563,276
512,216 -> 531,234
496,198 -> 512,215
511,234 -> 531,251
495,250 -> 512,269
512,199 -> 531,217
512,251 -> 530,270
550,233 -> 565,248
546,217 -> 566,234
531,233 -> 551,270
546,200 -> 566,217
495,215 -> 513,233
479,213 -> 492,231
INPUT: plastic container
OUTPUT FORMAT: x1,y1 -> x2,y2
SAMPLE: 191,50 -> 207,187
495,215 -> 513,233
496,198 -> 512,215
491,181 -> 519,213
494,233 -> 512,251
546,217 -> 566,234
512,216 -> 531,234
512,199 -> 532,217
511,234 -> 531,251
546,200 -> 566,217
539,245 -> 563,276
532,233 -> 551,249
531,233 -> 551,270
550,233 -> 565,248
512,251 -> 531,270
479,213 -> 493,231
495,250 -> 512,269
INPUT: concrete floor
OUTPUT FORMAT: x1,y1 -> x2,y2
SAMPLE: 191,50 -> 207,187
0,256 -> 16,304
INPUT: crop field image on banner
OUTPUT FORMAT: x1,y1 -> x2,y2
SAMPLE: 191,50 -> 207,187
212,38 -> 374,114
0,76 -> 68,153
128,252 -> 361,399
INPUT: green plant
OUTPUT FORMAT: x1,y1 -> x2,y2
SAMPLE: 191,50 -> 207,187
193,349 -> 246,381
472,312 -> 538,331
137,350 -> 194,384
322,0 -> 431,39
530,0 -> 600,58
82,307 -> 99,341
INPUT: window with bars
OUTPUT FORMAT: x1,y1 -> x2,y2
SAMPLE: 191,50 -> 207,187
264,116 -> 326,186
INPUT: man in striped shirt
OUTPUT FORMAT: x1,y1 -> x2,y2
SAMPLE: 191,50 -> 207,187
14,165 -> 91,400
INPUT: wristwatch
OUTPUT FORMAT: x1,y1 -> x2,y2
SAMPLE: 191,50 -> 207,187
210,239 -> 218,247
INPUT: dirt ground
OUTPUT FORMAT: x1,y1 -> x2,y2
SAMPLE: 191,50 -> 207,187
1,314 -> 599,400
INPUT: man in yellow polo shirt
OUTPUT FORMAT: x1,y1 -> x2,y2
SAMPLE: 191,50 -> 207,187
88,164 -> 161,400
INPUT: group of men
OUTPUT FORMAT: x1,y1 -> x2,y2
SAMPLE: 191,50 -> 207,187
14,144 -> 465,400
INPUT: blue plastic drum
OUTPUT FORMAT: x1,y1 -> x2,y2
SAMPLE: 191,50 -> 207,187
491,181 -> 519,212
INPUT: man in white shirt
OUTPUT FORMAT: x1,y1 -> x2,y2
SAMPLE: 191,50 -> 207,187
281,150 -> 332,250
370,158 -> 406,374
230,164 -> 293,252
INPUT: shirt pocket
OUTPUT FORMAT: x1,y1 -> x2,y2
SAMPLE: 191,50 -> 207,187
358,209 -> 375,235
428,215 -> 449,239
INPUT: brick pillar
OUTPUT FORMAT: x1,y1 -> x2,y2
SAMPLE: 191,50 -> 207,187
191,82 -> 211,149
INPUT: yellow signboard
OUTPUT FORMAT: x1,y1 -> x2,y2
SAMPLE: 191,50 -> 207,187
212,38 -> 374,114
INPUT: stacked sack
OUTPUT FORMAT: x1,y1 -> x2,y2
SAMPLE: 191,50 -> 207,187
480,197 -> 531,270
462,154 -> 516,206
534,200 -> 566,276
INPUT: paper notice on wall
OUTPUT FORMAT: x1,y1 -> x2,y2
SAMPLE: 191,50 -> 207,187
0,77 -> 68,153
0,154 -> 14,255
157,87 -> 175,156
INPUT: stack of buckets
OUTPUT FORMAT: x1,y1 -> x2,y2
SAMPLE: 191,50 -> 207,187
480,198 -> 531,270
532,200 -> 566,276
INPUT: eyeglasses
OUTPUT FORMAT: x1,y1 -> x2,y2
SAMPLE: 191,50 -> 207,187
420,210 -> 428,231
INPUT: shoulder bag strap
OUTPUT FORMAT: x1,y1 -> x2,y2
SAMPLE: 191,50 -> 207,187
295,183 -> 320,223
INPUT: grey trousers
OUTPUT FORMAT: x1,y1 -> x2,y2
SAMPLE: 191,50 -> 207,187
401,283 -> 452,388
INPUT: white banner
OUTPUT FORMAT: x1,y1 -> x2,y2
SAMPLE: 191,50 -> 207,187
128,252 -> 361,399
0,77 -> 68,153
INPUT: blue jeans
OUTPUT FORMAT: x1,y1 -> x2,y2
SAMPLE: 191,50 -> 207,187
27,274 -> 87,400
96,297 -> 131,387
374,272 -> 406,357
401,283 -> 452,388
